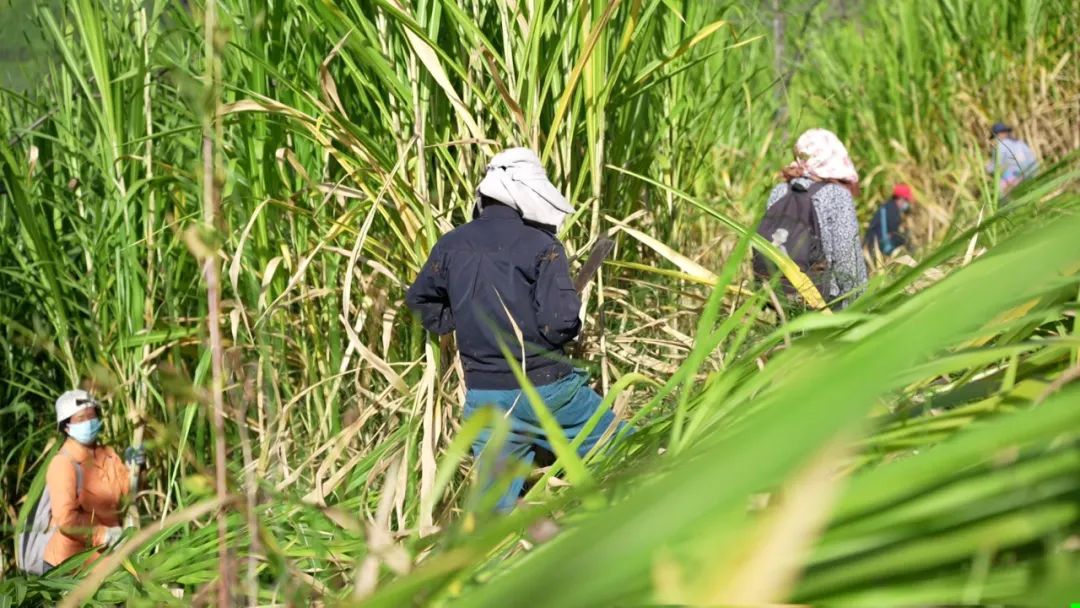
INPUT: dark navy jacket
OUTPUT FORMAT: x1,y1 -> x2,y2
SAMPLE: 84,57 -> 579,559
405,203 -> 581,389
864,197 -> 908,255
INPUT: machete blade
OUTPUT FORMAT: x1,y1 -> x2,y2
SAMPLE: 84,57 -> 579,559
573,237 -> 615,293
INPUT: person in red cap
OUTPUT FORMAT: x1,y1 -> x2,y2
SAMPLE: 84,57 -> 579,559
864,184 -> 914,256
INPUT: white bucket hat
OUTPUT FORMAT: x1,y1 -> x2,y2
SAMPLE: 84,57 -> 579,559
55,389 -> 99,428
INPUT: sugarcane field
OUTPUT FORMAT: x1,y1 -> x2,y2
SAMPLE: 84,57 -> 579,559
1,0 -> 1079,606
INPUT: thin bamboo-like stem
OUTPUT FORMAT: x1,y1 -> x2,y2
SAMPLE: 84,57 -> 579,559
201,0 -> 231,604
126,1 -> 155,531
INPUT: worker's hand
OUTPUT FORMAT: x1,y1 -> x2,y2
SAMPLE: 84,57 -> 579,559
102,526 -> 124,548
123,445 -> 146,467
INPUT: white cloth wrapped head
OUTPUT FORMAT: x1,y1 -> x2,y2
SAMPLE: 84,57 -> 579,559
474,147 -> 574,231
785,128 -> 859,185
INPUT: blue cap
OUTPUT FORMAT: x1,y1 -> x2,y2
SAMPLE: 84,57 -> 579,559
990,122 -> 1012,138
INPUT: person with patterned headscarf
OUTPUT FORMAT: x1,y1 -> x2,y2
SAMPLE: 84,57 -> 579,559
766,128 -> 868,307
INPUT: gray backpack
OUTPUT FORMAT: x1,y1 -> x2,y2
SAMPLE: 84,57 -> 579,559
16,448 -> 83,574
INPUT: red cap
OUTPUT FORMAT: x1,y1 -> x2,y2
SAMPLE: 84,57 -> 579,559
893,183 -> 913,201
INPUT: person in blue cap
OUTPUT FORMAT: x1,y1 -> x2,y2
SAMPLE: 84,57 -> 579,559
985,122 -> 1038,196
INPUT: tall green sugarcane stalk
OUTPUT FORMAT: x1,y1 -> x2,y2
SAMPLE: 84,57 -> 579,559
125,1 -> 156,532
200,0 -> 232,604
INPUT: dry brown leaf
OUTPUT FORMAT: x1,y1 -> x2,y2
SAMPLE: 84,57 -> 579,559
319,32 -> 351,116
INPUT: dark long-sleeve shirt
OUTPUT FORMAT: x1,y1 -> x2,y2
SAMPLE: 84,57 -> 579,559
406,203 -> 580,389
865,197 -> 908,255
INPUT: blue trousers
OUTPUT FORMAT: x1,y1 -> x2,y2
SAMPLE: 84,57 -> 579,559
463,370 -> 623,512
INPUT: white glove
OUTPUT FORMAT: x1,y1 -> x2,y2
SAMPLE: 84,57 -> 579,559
102,526 -> 124,548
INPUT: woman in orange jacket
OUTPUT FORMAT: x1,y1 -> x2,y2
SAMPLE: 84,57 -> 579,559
43,390 -> 141,571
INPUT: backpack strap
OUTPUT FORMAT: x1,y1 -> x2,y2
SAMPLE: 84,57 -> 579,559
785,179 -> 828,199
59,448 -> 84,499
788,179 -> 829,196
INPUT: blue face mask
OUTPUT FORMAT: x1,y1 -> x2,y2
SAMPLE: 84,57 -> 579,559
68,418 -> 102,445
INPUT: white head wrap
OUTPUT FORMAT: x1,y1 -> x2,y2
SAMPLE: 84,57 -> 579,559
785,128 -> 860,185
474,147 -> 574,230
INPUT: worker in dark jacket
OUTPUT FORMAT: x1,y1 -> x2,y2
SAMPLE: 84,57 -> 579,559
406,147 -> 624,512
865,183 -> 914,256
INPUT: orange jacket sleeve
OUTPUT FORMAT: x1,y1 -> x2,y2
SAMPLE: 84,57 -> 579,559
46,455 -> 93,545
90,448 -> 133,545
92,448 -> 132,545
